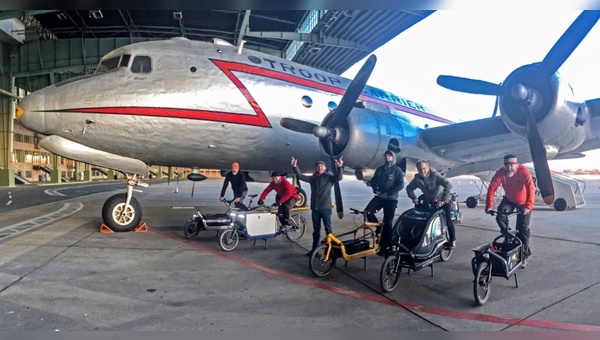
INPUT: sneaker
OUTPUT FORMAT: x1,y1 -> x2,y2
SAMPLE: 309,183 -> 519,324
449,240 -> 456,248
306,251 -> 312,257
521,259 -> 528,269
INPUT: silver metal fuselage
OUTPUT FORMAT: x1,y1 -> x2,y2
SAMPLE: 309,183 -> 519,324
18,37 -> 454,175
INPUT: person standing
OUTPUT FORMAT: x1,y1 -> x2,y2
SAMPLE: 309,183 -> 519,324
365,150 -> 405,254
406,160 -> 456,248
291,156 -> 344,256
485,154 -> 536,267
258,172 -> 300,227
219,162 -> 248,209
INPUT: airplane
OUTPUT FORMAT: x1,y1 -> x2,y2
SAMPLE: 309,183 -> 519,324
15,11 -> 600,232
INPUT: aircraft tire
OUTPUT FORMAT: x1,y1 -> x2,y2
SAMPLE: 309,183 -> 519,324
553,198 -> 567,211
101,193 -> 143,232
466,196 -> 478,209
295,188 -> 307,207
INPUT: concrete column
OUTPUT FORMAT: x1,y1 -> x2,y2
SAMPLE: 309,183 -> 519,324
50,169 -> 62,183
83,169 -> 92,181
0,169 -> 15,186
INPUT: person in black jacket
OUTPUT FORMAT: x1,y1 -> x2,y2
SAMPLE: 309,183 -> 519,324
365,150 -> 405,255
219,162 -> 248,209
291,156 -> 343,256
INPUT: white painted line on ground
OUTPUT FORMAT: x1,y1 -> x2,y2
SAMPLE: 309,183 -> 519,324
44,189 -> 66,196
0,202 -> 84,241
6,200 -> 12,206
172,206 -> 195,209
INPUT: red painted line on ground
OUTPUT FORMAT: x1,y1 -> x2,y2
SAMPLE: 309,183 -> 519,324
153,228 -> 600,331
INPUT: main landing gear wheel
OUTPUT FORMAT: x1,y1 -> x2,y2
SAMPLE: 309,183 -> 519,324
295,188 -> 307,207
101,193 -> 142,232
218,229 -> 239,252
184,220 -> 200,239
380,256 -> 401,293
309,244 -> 336,277
285,214 -> 306,241
473,261 -> 492,306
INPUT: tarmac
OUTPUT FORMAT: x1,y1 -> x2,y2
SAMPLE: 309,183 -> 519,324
0,176 -> 599,331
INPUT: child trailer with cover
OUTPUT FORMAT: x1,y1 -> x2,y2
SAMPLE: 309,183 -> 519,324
379,199 -> 453,293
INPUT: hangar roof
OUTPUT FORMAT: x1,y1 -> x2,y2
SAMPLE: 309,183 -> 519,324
10,9 -> 433,75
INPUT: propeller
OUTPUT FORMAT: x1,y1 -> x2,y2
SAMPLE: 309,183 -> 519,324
281,54 -> 378,218
436,75 -> 502,96
436,11 -> 600,206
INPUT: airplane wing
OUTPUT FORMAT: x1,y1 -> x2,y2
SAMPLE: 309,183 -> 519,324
419,116 -> 533,177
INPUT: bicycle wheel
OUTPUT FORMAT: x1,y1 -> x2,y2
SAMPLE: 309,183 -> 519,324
380,255 -> 401,293
183,219 -> 200,239
440,229 -> 452,262
473,261 -> 492,305
218,229 -> 239,252
309,244 -> 336,277
285,214 -> 306,241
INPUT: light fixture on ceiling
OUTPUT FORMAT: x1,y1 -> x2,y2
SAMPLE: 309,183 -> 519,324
91,10 -> 103,19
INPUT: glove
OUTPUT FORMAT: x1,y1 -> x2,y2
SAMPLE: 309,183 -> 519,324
257,199 -> 264,206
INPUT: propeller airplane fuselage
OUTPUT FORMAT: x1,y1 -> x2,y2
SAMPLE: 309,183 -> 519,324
17,37 -> 453,177
16,11 -> 600,231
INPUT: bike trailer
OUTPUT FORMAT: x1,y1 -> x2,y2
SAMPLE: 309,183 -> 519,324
393,205 -> 447,259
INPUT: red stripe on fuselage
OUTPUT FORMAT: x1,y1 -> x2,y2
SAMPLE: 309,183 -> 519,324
211,59 -> 454,125
64,107 -> 270,127
56,58 -> 452,127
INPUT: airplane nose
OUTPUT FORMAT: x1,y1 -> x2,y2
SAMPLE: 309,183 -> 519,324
17,91 -> 46,133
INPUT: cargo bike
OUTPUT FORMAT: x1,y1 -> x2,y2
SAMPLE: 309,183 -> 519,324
216,195 -> 307,252
308,208 -> 382,277
471,209 -> 524,305
183,196 -> 250,239
379,199 -> 453,293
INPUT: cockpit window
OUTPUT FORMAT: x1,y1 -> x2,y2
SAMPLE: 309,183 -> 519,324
120,55 -> 131,68
96,54 -> 131,74
131,56 -> 152,73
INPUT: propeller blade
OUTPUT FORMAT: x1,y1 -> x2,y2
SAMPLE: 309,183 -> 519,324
492,95 -> 500,117
329,55 -> 377,128
436,75 -> 503,96
524,109 -> 555,205
334,181 -> 343,219
324,139 -> 343,219
280,118 -> 318,134
537,11 -> 600,79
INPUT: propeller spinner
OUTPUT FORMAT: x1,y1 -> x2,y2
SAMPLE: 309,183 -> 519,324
281,55 -> 377,218
436,11 -> 600,205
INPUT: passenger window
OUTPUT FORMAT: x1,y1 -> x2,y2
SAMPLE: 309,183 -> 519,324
131,56 -> 152,73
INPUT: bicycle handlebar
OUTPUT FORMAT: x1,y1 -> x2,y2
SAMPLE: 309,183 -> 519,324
487,208 -> 524,217
349,208 -> 367,215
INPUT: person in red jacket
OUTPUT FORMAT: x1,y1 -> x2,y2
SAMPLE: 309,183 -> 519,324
258,172 -> 300,227
485,154 -> 536,267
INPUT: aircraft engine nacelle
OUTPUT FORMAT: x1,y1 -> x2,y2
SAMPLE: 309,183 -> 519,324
334,108 -> 404,170
499,64 -> 588,155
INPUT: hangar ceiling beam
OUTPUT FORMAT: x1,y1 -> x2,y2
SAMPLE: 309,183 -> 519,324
244,30 -> 370,52
0,10 -> 56,21
236,10 -> 251,48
